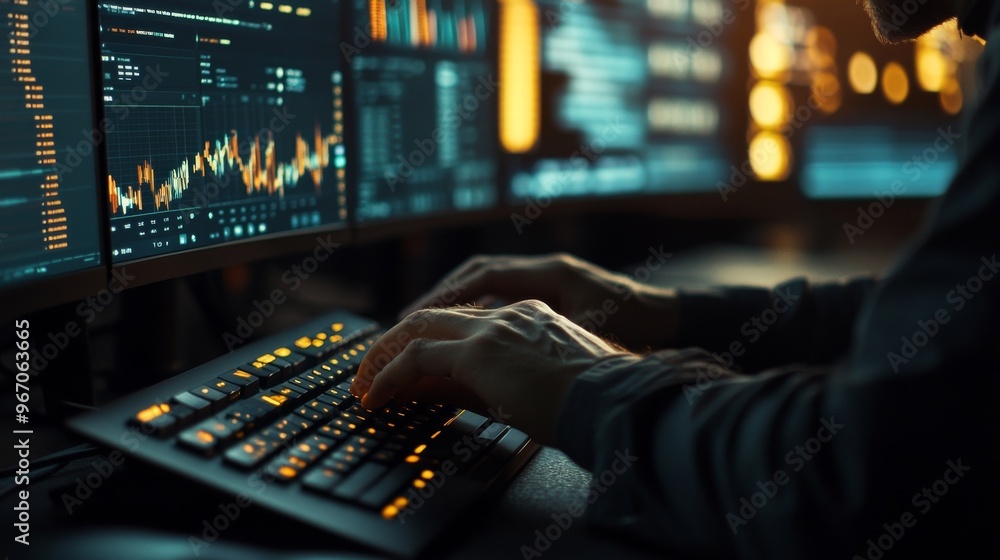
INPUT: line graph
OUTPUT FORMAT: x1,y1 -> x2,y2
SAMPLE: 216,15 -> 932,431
106,100 -> 339,216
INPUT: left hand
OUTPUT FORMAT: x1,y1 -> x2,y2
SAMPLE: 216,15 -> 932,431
351,300 -> 631,445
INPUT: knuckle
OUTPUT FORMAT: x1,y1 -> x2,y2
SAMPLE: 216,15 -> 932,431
405,337 -> 428,354
406,308 -> 433,323
552,251 -> 574,262
469,254 -> 491,267
518,298 -> 550,313
548,253 -> 577,277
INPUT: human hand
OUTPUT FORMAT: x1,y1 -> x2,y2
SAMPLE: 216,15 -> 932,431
351,300 -> 631,445
399,253 -> 679,350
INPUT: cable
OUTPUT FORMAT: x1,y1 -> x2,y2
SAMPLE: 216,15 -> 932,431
0,443 -> 99,477
0,462 -> 66,501
58,400 -> 99,411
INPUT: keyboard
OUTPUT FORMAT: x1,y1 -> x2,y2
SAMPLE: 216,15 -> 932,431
70,310 -> 539,558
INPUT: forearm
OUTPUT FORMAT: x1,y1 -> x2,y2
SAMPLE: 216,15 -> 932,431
555,351 -> 992,559
674,277 -> 875,371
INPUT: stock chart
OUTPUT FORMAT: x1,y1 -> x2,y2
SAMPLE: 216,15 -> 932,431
99,0 -> 348,262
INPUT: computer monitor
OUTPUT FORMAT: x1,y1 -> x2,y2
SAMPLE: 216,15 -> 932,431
1,0 -> 108,318
97,0 -> 350,285
348,0 -> 501,225
743,0 -> 981,198
503,0 -> 743,202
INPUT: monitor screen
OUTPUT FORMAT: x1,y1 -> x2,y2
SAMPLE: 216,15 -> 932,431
350,0 -> 499,221
97,0 -> 349,263
1,0 -> 103,287
506,0 -> 738,201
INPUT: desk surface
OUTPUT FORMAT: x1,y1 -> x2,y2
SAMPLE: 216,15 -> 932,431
444,447 -> 664,560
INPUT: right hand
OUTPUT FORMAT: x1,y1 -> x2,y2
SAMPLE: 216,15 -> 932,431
353,300 -> 632,445
399,253 -> 680,351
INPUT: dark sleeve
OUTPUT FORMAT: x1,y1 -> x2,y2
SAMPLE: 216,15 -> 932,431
554,11 -> 1000,558
674,277 -> 875,371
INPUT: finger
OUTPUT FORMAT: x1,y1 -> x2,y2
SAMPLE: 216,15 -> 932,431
361,338 -> 467,409
394,377 -> 488,412
400,261 -> 561,320
353,308 -> 478,395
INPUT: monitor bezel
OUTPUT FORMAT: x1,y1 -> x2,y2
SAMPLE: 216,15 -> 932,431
111,225 -> 353,289
2,0 -> 111,320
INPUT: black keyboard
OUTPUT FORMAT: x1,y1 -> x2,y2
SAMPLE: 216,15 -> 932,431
70,310 -> 538,558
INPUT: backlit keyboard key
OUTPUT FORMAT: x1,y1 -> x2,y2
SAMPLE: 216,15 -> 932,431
191,385 -> 229,412
302,467 -> 343,493
220,369 -> 261,395
207,378 -> 242,402
172,392 -> 212,418
224,436 -> 280,469
238,363 -> 282,387
332,463 -> 387,501
225,400 -> 271,429
265,453 -> 311,483
290,434 -> 334,462
358,464 -> 419,508
178,426 -> 222,456
317,424 -> 350,441
136,412 -> 178,437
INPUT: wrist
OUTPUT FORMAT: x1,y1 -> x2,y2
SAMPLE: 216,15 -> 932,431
632,286 -> 680,348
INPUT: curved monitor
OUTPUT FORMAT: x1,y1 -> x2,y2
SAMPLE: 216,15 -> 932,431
1,0 -> 108,318
97,0 -> 351,286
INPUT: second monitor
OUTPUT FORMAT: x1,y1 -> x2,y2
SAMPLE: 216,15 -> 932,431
349,0 -> 500,222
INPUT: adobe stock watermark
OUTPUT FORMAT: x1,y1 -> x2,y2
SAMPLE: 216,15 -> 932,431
339,1 -> 407,63
519,448 -> 638,559
29,268 -> 136,373
553,246 -> 672,361
24,0 -> 71,38
510,116 -> 624,233
189,446 -> 290,555
60,450 -> 127,515
683,286 -> 801,402
383,73 -> 499,191
726,416 -> 844,534
394,407 -> 513,524
223,234 -> 341,350
874,0 -> 938,39
538,0 -> 590,28
852,458 -> 970,560
886,254 -> 997,371
843,126 -> 960,244
674,0 -> 752,69
62,404 -> 189,515
718,79 -> 839,202
177,107 -> 298,223
212,0 -> 247,17
57,64 -> 171,181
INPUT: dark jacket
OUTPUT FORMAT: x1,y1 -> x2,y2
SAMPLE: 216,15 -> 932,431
556,2 -> 1000,557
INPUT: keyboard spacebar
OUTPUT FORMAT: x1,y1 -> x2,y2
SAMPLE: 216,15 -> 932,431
332,463 -> 387,501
